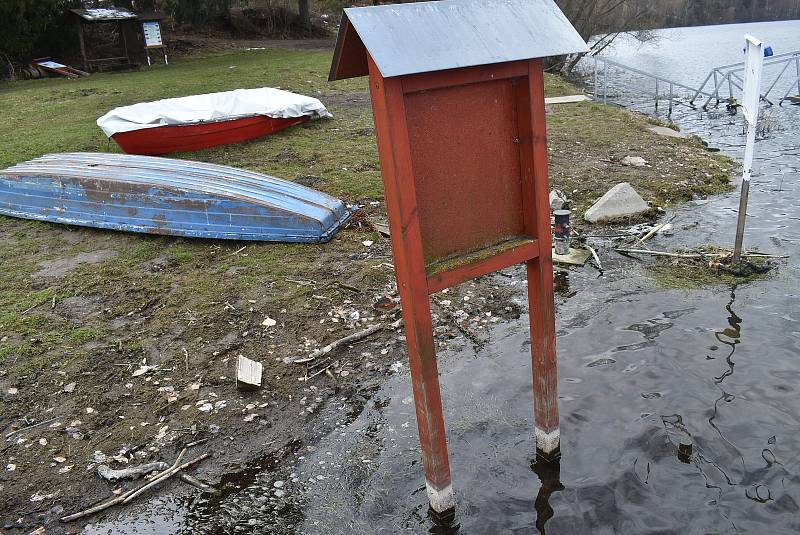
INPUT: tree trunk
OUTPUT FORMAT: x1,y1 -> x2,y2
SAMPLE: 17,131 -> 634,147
298,0 -> 311,28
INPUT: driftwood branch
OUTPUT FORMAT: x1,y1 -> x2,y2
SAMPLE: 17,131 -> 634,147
587,245 -> 603,272
294,324 -> 383,364
123,452 -> 208,504
179,473 -> 216,493
61,449 -> 208,522
616,248 -> 788,259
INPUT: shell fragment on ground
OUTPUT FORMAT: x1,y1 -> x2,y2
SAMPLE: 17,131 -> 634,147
0,153 -> 352,242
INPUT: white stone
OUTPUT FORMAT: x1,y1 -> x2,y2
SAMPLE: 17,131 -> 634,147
584,182 -> 649,223
621,156 -> 647,167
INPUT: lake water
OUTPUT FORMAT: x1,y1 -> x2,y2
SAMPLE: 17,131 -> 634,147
83,21 -> 800,535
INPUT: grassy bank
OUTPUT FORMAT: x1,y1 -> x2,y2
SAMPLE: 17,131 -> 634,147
0,46 -> 734,531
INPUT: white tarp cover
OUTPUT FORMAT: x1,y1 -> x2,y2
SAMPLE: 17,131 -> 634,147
97,88 -> 333,137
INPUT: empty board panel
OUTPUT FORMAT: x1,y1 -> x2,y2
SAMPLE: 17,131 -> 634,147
404,78 -> 524,262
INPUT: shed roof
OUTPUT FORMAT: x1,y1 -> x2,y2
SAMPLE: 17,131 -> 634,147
71,8 -> 137,21
329,0 -> 589,81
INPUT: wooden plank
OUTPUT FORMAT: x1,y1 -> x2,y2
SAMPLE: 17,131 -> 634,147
76,19 -> 88,71
426,238 -> 539,294
544,95 -> 591,104
367,54 -> 454,514
401,60 -> 528,94
404,78 -> 525,261
236,355 -> 263,391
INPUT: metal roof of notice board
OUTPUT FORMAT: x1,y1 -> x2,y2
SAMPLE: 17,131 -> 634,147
329,0 -> 589,81
71,8 -> 137,21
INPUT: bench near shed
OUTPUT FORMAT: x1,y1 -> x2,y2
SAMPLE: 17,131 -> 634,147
329,0 -> 588,519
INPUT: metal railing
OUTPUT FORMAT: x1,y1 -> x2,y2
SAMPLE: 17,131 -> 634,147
689,51 -> 800,108
589,56 -> 715,115
587,52 -> 800,113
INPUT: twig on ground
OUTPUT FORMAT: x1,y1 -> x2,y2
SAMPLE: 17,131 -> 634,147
5,416 -> 62,440
615,248 -> 788,259
227,246 -> 247,257
587,245 -> 603,273
179,473 -> 216,493
294,324 -> 383,364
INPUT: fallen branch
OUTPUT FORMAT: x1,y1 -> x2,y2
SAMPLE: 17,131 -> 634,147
634,221 -> 669,246
294,324 -> 383,364
5,416 -> 62,440
616,248 -> 788,259
587,245 -> 603,273
123,451 -> 202,504
97,462 -> 169,482
179,473 -> 216,493
61,450 -> 208,522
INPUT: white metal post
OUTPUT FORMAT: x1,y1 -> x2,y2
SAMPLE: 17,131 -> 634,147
733,35 -> 765,264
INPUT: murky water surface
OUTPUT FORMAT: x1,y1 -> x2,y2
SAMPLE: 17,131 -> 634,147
85,21 -> 800,534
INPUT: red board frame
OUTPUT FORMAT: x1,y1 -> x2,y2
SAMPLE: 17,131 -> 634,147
367,54 -> 559,515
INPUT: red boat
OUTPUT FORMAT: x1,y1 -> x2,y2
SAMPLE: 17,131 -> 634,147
111,115 -> 310,156
97,87 -> 331,156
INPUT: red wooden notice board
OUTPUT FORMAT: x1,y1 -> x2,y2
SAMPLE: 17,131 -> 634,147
329,0 -> 589,517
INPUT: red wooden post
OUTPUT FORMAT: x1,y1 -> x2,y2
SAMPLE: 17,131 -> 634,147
527,60 -> 561,458
367,56 -> 454,513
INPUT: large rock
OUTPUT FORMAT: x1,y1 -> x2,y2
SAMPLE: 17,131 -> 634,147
584,182 -> 649,223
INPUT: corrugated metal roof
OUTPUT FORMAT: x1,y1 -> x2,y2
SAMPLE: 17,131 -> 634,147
71,8 -> 137,21
329,0 -> 589,81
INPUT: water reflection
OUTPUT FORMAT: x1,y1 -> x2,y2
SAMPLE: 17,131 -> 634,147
713,287 -> 741,385
531,455 -> 564,535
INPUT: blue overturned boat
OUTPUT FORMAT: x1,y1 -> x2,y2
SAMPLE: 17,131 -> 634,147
0,153 -> 352,242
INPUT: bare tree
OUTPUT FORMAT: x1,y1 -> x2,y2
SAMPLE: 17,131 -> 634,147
555,0 -> 658,73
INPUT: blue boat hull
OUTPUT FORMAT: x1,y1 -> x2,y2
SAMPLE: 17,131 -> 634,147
0,153 -> 353,243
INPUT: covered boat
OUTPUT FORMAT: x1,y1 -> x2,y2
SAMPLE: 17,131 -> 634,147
97,88 -> 332,155
0,153 -> 352,242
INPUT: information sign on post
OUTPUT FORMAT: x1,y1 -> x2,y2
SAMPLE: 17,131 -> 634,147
141,20 -> 169,67
142,21 -> 163,48
733,34 -> 764,263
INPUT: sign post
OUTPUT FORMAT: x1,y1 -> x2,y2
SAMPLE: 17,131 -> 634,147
733,34 -> 764,263
142,20 -> 168,67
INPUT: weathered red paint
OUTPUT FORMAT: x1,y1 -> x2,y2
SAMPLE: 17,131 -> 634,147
525,60 -> 561,444
111,115 -> 310,155
364,51 -> 561,512
368,55 -> 453,496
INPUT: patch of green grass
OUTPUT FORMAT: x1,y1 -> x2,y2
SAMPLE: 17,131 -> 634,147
647,251 -> 774,289
68,326 -> 106,344
648,264 -> 771,289
544,74 -> 581,97
171,245 -> 195,263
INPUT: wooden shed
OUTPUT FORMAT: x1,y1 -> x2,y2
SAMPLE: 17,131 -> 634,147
329,0 -> 588,519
